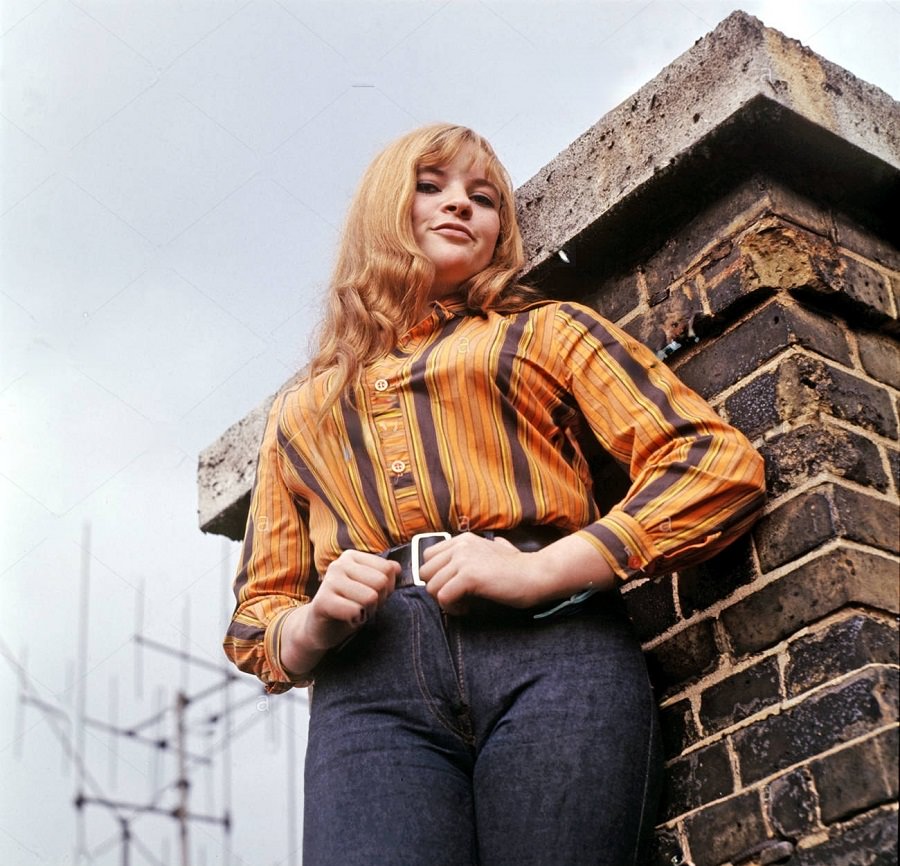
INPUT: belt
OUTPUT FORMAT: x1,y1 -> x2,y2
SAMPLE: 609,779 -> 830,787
383,525 -> 567,589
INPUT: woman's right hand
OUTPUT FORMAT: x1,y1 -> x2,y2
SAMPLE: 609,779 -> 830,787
279,550 -> 400,678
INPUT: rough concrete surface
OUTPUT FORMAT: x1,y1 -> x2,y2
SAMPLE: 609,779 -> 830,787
515,10 -> 900,277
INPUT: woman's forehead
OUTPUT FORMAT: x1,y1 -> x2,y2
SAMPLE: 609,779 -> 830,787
418,144 -> 498,182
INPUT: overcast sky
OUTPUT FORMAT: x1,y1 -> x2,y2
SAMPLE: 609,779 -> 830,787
1,2 -> 898,864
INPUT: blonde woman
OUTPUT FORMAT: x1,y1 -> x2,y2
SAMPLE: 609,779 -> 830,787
225,124 -> 765,865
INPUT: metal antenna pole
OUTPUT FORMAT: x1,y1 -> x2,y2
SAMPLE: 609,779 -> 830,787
74,521 -> 91,864
176,690 -> 191,866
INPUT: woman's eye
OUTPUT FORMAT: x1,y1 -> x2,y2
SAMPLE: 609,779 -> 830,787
472,193 -> 496,208
416,181 -> 439,193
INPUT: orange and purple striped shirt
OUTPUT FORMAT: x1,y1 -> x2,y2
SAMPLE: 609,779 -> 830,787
225,298 -> 765,691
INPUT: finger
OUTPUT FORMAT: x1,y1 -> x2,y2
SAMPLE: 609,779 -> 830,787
417,547 -> 453,582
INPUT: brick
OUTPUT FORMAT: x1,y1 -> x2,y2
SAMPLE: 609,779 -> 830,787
678,301 -> 851,400
830,486 -> 900,555
590,268 -> 642,324
792,806 -> 898,865
733,667 -> 899,785
720,547 -> 900,656
699,656 -> 782,735
856,330 -> 900,390
767,767 -> 820,838
647,825 -> 686,866
725,354 -> 898,441
622,575 -> 678,643
796,254 -> 897,324
660,697 -> 699,759
678,536 -> 758,618
754,483 -> 900,573
833,213 -> 900,272
646,618 -> 720,697
760,423 -> 888,497
661,739 -> 734,820
682,789 -> 769,866
704,258 -> 773,321
836,256 -> 895,321
624,282 -> 705,359
753,488 -> 836,572
813,728 -> 900,824
723,370 -> 783,440
739,223 -> 836,295
784,354 -> 897,437
785,614 -> 900,698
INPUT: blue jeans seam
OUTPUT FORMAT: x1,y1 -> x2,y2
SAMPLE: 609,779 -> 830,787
403,594 -> 474,743
627,675 -> 659,866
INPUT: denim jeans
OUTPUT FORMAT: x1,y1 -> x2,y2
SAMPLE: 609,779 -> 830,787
304,586 -> 662,866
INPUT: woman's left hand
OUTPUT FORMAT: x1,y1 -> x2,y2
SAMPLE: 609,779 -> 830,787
418,533 -> 537,614
418,531 -> 617,615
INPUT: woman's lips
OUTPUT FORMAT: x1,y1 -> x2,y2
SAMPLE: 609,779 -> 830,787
432,223 -> 474,240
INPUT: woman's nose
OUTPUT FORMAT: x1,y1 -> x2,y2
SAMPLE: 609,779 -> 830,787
444,187 -> 472,216
444,195 -> 472,216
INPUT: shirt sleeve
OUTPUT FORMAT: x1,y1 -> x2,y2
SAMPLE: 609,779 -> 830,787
223,390 -> 315,692
554,303 -> 766,581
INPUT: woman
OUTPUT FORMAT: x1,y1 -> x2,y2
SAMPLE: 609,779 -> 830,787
224,123 -> 765,865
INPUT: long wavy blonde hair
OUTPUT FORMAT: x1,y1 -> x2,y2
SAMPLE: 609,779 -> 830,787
306,123 -> 538,415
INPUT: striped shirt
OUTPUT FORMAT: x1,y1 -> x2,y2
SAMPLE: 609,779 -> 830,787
225,299 -> 766,691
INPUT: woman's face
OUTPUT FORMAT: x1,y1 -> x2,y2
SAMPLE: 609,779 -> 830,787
411,146 -> 502,301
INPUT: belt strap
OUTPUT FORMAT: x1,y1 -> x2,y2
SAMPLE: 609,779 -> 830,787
384,525 -> 566,588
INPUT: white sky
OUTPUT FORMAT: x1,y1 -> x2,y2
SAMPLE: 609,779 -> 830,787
1,1 -> 898,864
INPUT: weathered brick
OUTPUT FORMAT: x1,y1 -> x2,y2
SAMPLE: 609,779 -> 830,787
682,789 -> 769,866
647,825 -> 686,866
704,259 -> 774,321
833,212 -> 900,272
813,728 -> 900,824
767,767 -> 820,838
786,354 -> 896,437
589,267 -> 642,324
677,301 -> 851,400
791,805 -> 898,865
659,697 -> 699,759
830,485 -> 900,555
856,330 -> 900,390
661,739 -> 734,821
753,488 -> 836,572
785,614 -> 900,698
678,536 -> 758,618
699,655 -> 782,735
725,353 -> 898,441
740,223 -> 837,295
733,667 -> 899,785
646,618 -> 720,696
723,369 -> 783,440
795,254 -> 897,324
624,281 -> 705,358
760,423 -> 888,497
622,575 -> 678,643
721,547 -> 900,656
754,483 -> 900,573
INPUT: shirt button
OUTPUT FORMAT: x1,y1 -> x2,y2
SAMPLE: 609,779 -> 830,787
627,555 -> 642,570
390,460 -> 407,474
374,378 -> 389,392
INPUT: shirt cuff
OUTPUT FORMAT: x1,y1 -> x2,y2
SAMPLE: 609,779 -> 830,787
263,606 -> 313,691
576,510 -> 662,581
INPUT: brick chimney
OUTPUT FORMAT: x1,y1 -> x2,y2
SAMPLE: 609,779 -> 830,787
198,12 -> 899,864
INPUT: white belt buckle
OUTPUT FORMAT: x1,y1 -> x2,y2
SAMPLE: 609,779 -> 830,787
411,532 -> 451,586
